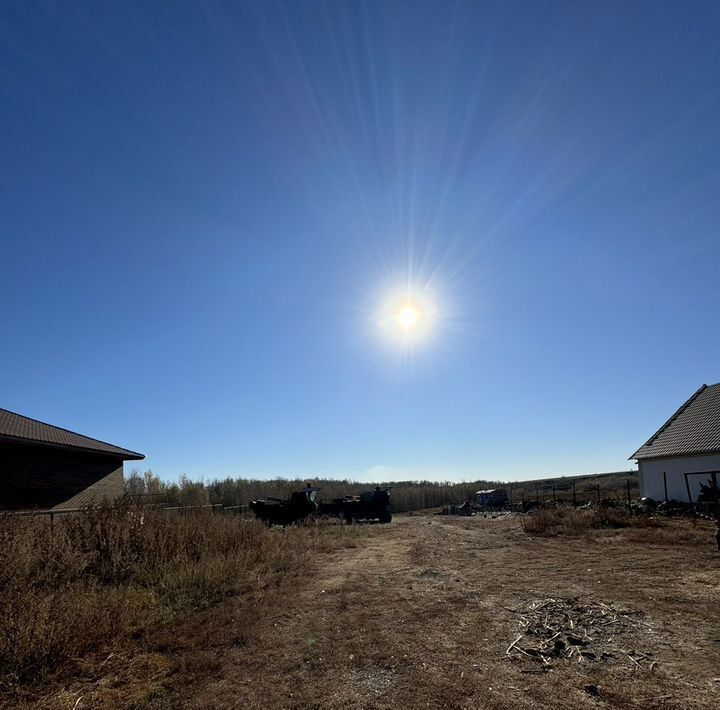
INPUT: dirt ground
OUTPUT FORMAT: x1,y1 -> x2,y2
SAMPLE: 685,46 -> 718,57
25,514 -> 720,710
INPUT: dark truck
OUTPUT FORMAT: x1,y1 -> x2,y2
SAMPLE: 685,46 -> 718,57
320,487 -> 392,524
250,487 -> 320,526
250,486 -> 392,526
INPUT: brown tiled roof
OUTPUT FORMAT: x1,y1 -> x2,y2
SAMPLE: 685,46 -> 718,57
0,408 -> 144,459
631,383 -> 720,460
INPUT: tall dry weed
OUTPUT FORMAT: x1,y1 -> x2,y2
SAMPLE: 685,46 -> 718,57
0,503 -> 351,690
521,506 -> 659,537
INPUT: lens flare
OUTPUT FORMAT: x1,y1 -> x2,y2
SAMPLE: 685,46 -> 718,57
377,288 -> 436,347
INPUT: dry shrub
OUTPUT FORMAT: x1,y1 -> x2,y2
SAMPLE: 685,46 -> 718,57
623,519 -> 714,547
0,502 -> 351,690
522,506 -> 659,537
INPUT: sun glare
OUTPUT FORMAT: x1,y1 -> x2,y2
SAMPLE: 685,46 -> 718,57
396,304 -> 421,330
376,289 -> 436,347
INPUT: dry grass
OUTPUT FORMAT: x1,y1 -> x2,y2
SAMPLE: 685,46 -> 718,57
622,518 -> 715,547
0,502 -> 354,698
171,514 -> 720,710
521,506 -> 660,537
5,511 -> 720,709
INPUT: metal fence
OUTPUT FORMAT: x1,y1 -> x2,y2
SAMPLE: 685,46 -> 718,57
1,501 -> 253,525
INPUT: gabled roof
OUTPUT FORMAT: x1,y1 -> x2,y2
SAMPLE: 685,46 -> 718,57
0,407 -> 144,460
631,383 -> 720,460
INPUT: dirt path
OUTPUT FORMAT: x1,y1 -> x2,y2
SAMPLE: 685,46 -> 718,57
183,515 -> 720,710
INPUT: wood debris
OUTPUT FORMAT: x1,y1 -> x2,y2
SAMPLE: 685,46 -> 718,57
505,597 -> 656,671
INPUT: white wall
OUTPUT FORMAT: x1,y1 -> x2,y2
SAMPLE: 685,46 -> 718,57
639,453 -> 720,502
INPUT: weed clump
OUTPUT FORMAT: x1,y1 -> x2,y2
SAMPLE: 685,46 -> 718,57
0,502 -> 348,691
521,506 -> 659,537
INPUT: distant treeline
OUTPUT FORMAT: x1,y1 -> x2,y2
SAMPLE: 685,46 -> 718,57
125,469 -> 639,513
125,471 -> 502,513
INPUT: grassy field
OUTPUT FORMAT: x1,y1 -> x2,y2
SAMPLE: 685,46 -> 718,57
3,505 -> 719,709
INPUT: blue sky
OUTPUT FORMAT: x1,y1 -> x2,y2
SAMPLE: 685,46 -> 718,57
1,1 -> 719,482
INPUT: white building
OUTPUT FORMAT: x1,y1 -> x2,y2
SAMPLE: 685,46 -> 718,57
631,383 -> 720,503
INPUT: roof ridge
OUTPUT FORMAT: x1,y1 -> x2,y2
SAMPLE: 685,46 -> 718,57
645,384 -> 707,447
0,406 -> 143,459
629,383 -> 712,460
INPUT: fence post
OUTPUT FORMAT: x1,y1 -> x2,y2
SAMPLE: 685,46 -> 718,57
572,481 -> 577,507
684,473 -> 697,526
627,480 -> 632,509
663,471 -> 668,502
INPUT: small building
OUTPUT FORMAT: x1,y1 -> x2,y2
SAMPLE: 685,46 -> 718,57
630,383 -> 720,503
0,407 -> 144,511
475,488 -> 508,508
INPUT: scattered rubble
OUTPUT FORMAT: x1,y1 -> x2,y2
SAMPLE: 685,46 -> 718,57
505,598 -> 655,671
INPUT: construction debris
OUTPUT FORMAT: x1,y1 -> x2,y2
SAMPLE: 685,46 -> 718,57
505,598 -> 655,671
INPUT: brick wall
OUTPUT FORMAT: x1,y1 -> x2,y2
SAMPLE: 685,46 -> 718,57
0,440 -> 126,510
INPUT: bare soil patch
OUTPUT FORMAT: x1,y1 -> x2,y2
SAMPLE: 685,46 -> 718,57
10,514 -> 720,710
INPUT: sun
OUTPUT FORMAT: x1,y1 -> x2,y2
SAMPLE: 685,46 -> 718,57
376,289 -> 436,346
396,303 -> 421,331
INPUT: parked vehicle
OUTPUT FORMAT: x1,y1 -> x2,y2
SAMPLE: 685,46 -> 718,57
320,487 -> 392,524
250,487 -> 319,526
250,486 -> 393,525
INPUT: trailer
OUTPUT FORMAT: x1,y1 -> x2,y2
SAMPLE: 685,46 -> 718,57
320,487 -> 392,524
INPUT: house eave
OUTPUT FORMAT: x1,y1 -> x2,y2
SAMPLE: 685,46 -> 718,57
0,435 -> 145,461
631,449 -> 720,463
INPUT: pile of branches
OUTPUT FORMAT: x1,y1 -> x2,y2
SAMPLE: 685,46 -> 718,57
505,597 -> 656,671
